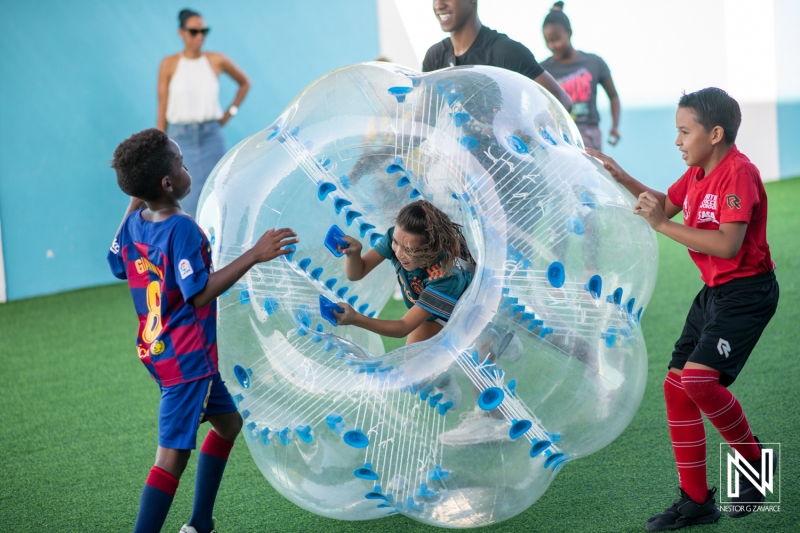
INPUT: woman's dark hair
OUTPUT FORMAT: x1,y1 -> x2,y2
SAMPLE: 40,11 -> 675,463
678,88 -> 741,145
395,201 -> 474,271
178,9 -> 201,28
111,128 -> 175,201
543,1 -> 571,32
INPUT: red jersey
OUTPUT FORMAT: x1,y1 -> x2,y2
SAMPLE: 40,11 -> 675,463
667,145 -> 774,287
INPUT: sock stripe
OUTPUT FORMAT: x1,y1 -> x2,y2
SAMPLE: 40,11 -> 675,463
200,429 -> 235,461
682,368 -> 761,462
664,372 -> 708,503
146,466 -> 179,497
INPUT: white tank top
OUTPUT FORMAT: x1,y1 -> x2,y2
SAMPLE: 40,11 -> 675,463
166,54 -> 224,124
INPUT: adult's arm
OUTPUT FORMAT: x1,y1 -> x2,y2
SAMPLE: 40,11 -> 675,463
496,40 -> 573,112
534,71 -> 573,112
156,57 -> 175,132
600,76 -> 621,144
218,54 -> 251,126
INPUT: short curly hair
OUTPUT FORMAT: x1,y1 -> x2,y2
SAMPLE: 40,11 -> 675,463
111,128 -> 176,201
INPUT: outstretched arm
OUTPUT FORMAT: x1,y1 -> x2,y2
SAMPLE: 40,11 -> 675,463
334,303 -> 431,338
534,71 -> 573,112
587,150 -> 682,219
189,228 -> 298,307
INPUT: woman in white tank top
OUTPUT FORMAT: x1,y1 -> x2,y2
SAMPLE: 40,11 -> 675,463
157,9 -> 250,217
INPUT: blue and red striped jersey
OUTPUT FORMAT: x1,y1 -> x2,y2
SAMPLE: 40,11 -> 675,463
107,211 -> 217,387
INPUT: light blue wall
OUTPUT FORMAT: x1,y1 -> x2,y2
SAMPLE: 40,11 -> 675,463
0,1 -> 379,301
597,106 -> 686,193
777,101 -> 800,179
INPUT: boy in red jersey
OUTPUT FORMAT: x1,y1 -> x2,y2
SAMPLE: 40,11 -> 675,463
108,129 -> 297,533
589,88 -> 778,531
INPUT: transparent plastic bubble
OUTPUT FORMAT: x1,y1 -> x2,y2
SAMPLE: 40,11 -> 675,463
197,62 -> 658,528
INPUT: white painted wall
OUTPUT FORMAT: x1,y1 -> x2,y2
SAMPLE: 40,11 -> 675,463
379,0 -> 799,180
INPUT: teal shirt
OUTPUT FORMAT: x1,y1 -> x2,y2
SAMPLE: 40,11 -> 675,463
373,228 -> 473,321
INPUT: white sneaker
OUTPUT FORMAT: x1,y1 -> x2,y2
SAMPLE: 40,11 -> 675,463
179,519 -> 217,533
439,409 -> 510,446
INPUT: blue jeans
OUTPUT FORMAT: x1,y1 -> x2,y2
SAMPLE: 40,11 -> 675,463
168,120 -> 226,217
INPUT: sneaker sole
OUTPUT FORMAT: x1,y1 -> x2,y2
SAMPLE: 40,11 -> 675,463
646,509 -> 722,531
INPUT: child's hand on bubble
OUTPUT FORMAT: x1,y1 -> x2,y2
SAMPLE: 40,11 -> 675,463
634,192 -> 668,230
332,302 -> 357,325
252,228 -> 298,262
337,235 -> 362,256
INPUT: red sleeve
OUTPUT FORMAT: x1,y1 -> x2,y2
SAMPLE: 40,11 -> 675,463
719,164 -> 759,224
667,170 -> 691,209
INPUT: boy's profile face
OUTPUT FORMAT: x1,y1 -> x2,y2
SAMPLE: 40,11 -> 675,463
165,139 -> 192,201
675,107 -> 718,169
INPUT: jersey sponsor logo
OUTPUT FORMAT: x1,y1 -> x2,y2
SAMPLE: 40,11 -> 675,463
134,257 -> 164,281
110,238 -> 120,254
700,194 -> 718,210
178,259 -> 194,279
726,194 -> 741,209
717,338 -> 731,358
697,210 -> 720,225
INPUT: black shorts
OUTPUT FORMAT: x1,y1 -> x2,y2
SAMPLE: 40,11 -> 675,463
669,271 -> 778,387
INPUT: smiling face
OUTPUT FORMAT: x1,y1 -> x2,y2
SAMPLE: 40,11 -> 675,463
165,139 -> 192,200
675,106 -> 718,169
432,0 -> 476,32
391,225 -> 427,271
543,23 -> 571,60
179,15 -> 207,53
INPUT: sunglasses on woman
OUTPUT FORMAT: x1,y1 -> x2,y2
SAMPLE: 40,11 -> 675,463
184,27 -> 210,36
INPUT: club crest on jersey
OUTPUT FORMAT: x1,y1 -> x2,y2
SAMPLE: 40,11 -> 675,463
178,259 -> 194,279
726,194 -> 741,209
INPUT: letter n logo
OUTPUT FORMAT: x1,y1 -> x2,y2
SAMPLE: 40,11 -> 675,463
727,448 -> 774,499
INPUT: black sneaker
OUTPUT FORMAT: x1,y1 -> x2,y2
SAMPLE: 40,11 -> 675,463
645,488 -> 721,531
729,437 -> 776,518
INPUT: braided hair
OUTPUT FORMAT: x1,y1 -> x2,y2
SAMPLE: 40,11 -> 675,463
395,201 -> 474,272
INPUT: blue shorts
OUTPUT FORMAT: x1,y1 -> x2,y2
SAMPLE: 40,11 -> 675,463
158,372 -> 237,450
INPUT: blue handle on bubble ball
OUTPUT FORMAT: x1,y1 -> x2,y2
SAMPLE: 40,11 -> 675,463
324,225 -> 348,257
319,294 -> 344,327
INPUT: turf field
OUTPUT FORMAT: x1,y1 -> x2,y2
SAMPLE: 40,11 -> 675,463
1,178 -> 798,532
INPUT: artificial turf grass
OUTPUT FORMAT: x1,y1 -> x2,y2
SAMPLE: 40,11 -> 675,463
0,177 -> 798,532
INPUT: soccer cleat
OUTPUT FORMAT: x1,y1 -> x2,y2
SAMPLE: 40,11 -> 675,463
729,437 -> 775,518
439,408 -> 510,446
645,488 -> 721,531
179,518 -> 217,533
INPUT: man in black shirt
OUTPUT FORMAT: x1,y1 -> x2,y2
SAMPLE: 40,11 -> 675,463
423,0 -> 572,112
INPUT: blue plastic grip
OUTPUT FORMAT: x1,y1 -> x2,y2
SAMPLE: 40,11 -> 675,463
324,225 -> 348,257
319,295 -> 344,327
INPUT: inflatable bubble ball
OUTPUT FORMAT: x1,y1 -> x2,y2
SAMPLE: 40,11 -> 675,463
196,62 -> 658,528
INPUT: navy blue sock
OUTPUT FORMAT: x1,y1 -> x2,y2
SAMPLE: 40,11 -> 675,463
133,466 -> 179,533
188,430 -> 234,532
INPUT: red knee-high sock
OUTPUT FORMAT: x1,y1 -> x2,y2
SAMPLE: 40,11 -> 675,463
664,372 -> 708,503
681,368 -> 760,461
